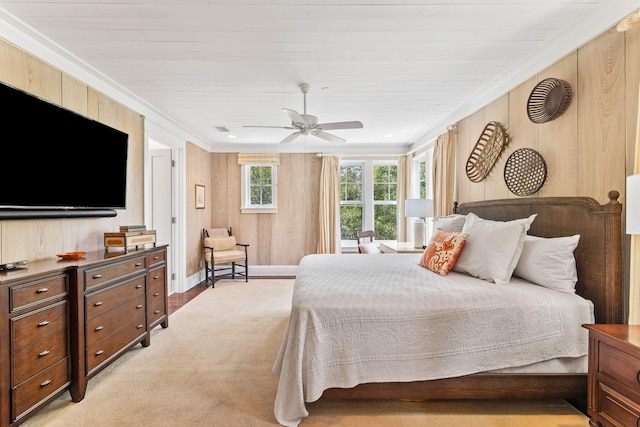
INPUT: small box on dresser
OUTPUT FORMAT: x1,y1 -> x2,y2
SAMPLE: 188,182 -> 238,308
584,324 -> 640,427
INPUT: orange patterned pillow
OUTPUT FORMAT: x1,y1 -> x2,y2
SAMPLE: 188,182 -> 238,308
419,231 -> 468,275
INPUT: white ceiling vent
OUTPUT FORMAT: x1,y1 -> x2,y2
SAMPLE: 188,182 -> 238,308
215,126 -> 229,132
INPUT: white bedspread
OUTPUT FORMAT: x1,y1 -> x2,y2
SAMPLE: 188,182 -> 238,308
272,253 -> 595,427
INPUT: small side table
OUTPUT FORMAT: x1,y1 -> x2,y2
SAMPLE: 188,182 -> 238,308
379,241 -> 424,254
583,324 -> 640,427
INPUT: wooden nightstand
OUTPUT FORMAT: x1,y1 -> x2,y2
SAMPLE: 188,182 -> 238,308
583,324 -> 640,427
378,241 -> 424,254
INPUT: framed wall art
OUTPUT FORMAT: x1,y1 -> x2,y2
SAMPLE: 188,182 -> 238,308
195,184 -> 205,209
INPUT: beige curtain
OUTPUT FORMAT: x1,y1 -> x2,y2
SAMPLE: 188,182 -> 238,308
629,85 -> 640,324
397,154 -> 412,242
317,156 -> 341,254
432,127 -> 457,218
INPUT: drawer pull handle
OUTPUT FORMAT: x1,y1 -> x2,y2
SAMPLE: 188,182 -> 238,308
95,326 -> 104,331
135,262 -> 142,267
136,304 -> 143,309
136,284 -> 142,289
96,350 -> 104,356
93,274 -> 103,279
40,379 -> 52,387
38,321 -> 50,327
39,350 -> 51,357
137,324 -> 143,329
37,287 -> 49,293
153,256 -> 160,260
154,275 -> 159,279
154,310 -> 160,314
154,292 -> 160,297
94,301 -> 103,306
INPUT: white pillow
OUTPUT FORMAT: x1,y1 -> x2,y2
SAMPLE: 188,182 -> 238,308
431,214 -> 467,238
513,234 -> 580,293
359,242 -> 381,254
453,213 -> 537,285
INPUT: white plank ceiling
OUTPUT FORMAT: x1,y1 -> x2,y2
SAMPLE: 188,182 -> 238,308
0,0 -> 639,153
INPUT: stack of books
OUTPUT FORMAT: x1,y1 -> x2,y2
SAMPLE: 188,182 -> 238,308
119,225 -> 146,232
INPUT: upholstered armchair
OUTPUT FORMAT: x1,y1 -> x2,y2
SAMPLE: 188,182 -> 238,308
203,228 -> 249,286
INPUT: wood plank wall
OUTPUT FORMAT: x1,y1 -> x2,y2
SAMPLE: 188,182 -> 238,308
0,39 -> 144,265
456,27 -> 634,205
185,151 -> 321,276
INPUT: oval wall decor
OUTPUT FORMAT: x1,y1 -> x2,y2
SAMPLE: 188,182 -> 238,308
503,148 -> 547,196
465,121 -> 509,183
527,78 -> 572,124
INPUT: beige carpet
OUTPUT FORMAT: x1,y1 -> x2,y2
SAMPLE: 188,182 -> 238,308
23,279 -> 591,427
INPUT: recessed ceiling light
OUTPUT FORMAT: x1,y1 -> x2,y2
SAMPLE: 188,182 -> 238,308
385,134 -> 393,138
227,134 -> 236,139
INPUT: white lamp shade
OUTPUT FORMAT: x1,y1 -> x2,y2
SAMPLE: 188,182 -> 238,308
405,199 -> 434,218
628,174 -> 640,234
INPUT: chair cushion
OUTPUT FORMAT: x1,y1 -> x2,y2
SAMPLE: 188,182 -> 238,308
204,248 -> 246,264
204,236 -> 236,251
207,228 -> 230,238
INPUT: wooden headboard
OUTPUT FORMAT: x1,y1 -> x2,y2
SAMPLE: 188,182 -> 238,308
455,191 -> 623,324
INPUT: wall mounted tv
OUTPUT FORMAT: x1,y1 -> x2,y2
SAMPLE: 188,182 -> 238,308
0,81 -> 128,219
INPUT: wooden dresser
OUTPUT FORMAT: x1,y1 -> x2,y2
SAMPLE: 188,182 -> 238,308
584,324 -> 640,427
0,245 -> 168,427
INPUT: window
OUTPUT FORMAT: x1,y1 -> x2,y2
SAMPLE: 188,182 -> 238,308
339,163 -> 363,240
340,159 -> 397,242
241,164 -> 278,213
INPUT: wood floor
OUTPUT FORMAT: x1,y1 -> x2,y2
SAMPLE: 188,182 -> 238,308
167,280 -> 210,315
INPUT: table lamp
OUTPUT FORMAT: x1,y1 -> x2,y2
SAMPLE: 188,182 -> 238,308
405,199 -> 433,248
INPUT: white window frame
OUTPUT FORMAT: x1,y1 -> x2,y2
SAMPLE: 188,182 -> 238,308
340,158 -> 397,246
240,164 -> 278,213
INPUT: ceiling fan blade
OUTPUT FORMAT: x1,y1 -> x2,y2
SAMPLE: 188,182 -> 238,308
280,131 -> 301,144
243,125 -> 295,129
282,108 -> 307,127
317,121 -> 363,131
315,131 -> 346,144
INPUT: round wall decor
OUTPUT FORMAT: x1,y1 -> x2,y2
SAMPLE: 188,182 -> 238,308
526,78 -> 572,124
503,148 -> 547,196
465,121 -> 509,183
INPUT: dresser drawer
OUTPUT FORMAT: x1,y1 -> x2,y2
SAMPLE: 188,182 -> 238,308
11,302 -> 68,352
599,341 -> 640,393
12,357 -> 69,421
13,332 -> 68,385
148,268 -> 165,297
86,294 -> 145,347
84,256 -> 146,289
147,250 -> 166,268
85,276 -> 145,321
86,315 -> 146,373
597,381 -> 640,427
148,300 -> 166,326
10,274 -> 68,312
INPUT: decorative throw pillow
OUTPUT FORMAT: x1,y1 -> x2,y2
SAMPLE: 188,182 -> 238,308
452,213 -> 537,285
204,236 -> 236,251
431,214 -> 467,239
513,234 -> 580,293
359,242 -> 381,254
419,230 -> 468,275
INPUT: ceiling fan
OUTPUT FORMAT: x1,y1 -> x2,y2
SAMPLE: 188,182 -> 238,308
243,83 -> 363,144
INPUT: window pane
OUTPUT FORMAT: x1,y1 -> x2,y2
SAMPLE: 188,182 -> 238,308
340,205 -> 363,240
373,165 -> 397,201
249,165 -> 274,206
419,162 -> 427,199
374,204 -> 397,240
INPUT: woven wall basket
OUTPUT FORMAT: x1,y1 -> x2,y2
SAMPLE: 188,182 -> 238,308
503,148 -> 547,196
465,121 -> 509,183
527,78 -> 572,124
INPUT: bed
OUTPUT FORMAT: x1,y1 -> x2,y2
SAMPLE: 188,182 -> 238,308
273,192 -> 623,427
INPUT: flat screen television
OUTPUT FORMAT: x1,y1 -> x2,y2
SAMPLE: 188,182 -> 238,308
0,81 -> 128,219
